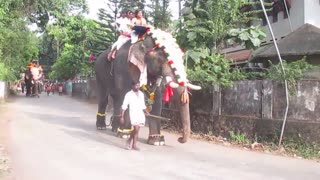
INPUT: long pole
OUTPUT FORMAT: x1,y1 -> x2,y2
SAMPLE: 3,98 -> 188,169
178,0 -> 182,30
259,0 -> 290,147
283,0 -> 293,32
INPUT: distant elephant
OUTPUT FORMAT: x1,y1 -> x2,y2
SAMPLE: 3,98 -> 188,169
24,66 -> 43,97
94,29 -> 201,145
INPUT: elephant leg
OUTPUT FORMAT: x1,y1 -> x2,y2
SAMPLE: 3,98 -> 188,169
26,83 -> 31,96
34,82 -> 39,98
148,87 -> 165,146
111,94 -> 120,132
96,75 -> 108,130
22,84 -> 25,93
111,94 -> 133,138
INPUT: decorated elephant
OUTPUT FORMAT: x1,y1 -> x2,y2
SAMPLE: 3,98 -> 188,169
94,28 -> 201,145
24,62 -> 43,97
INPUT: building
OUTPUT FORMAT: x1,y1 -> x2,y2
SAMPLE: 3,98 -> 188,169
224,0 -> 320,69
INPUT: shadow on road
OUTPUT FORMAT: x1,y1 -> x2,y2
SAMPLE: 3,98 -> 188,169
25,111 -> 148,150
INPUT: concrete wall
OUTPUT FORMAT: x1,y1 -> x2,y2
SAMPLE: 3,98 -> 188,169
162,80 -> 320,144
304,0 -> 320,27
0,81 -> 8,103
73,79 -> 320,144
71,78 -> 97,100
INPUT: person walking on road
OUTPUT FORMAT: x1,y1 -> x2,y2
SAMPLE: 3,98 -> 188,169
58,84 -> 63,96
120,81 -> 149,151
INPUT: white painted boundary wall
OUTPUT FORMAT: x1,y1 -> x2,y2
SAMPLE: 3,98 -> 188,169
0,80 -> 7,102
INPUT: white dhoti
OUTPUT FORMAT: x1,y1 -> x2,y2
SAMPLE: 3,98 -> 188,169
112,35 -> 130,50
122,90 -> 147,127
129,106 -> 146,126
131,31 -> 139,44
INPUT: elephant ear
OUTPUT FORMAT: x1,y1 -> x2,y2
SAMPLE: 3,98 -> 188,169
127,41 -> 147,73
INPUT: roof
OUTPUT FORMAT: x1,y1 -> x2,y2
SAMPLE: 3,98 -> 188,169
225,49 -> 252,64
251,23 -> 320,59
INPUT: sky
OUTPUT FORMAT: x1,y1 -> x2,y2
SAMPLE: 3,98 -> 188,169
85,0 -> 181,20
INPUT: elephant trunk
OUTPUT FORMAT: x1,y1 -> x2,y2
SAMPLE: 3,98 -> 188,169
178,100 -> 190,143
175,87 -> 191,143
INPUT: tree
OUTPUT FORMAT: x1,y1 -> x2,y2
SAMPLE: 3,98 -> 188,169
47,15 -> 98,80
0,0 -> 39,80
174,0 -> 267,86
23,0 -> 88,31
89,1 -> 119,55
146,0 -> 171,29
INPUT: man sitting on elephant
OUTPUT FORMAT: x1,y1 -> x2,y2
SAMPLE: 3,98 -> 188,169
107,10 -> 134,61
131,9 -> 148,44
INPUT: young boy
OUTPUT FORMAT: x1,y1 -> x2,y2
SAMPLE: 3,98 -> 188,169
120,81 -> 149,150
130,10 -> 148,43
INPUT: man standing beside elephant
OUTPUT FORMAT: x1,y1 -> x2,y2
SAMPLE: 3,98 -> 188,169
120,81 -> 149,150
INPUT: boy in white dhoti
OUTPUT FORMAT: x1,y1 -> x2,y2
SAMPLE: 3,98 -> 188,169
120,81 -> 149,150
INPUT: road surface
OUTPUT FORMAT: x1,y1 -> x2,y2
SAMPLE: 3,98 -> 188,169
1,94 -> 319,180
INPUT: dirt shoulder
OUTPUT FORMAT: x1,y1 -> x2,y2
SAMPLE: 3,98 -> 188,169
0,102 -> 13,180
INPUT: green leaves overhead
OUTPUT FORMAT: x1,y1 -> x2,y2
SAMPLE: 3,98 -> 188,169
23,0 -> 88,30
177,0 -> 265,52
0,0 -> 40,80
47,15 -> 98,80
228,26 -> 266,49
172,0 -> 268,86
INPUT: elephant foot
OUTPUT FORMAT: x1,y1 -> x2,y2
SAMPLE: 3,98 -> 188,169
147,135 -> 165,146
96,115 -> 106,130
117,133 -> 130,139
117,128 -> 133,139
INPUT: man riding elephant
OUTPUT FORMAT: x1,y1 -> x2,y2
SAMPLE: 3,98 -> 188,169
108,10 -> 134,61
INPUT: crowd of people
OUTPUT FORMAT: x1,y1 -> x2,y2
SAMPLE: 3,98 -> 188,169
44,82 -> 64,96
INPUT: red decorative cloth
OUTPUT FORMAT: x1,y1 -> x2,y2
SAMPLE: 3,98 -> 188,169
89,54 -> 95,61
163,85 -> 174,102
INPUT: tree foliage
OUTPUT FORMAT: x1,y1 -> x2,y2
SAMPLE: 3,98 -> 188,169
266,57 -> 314,94
47,16 -> 98,80
0,0 -> 39,80
146,0 -> 171,29
173,0 -> 267,87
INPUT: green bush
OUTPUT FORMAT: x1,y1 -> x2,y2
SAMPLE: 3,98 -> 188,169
266,57 -> 313,94
0,62 -> 15,81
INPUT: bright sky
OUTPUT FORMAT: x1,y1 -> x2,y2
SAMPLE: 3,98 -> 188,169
85,0 -> 181,20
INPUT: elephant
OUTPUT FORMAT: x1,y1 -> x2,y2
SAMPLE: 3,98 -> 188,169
24,65 -> 43,97
94,29 -> 201,145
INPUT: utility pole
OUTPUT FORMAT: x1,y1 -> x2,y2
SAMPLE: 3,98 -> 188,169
178,0 -> 182,30
258,0 -> 289,148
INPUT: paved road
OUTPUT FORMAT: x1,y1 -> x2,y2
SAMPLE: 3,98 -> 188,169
1,94 -> 320,180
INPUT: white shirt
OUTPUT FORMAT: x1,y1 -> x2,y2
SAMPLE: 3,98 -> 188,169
116,17 -> 131,33
121,90 -> 147,126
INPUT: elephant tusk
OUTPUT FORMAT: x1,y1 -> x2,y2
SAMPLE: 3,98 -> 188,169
165,76 -> 179,88
169,81 -> 179,88
187,83 -> 202,90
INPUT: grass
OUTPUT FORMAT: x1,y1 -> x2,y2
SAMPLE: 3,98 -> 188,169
283,138 -> 320,159
162,124 -> 320,160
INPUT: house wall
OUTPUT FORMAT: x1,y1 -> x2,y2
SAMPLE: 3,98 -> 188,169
304,0 -> 320,27
258,0 -> 305,42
